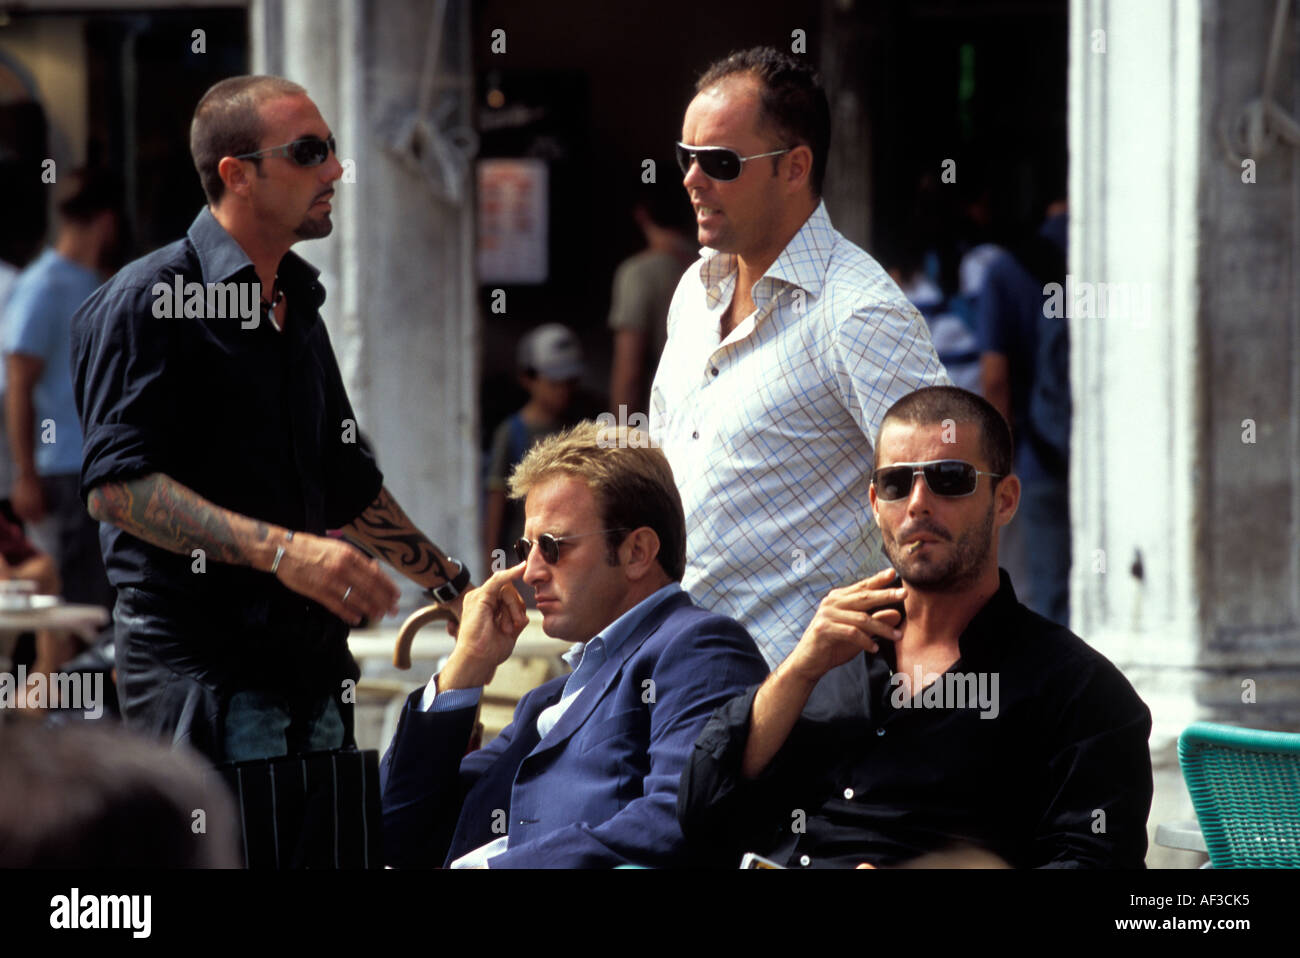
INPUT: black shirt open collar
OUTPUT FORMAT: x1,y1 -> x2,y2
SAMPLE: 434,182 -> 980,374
952,568 -> 1022,669
874,568 -> 1021,678
186,206 -> 326,317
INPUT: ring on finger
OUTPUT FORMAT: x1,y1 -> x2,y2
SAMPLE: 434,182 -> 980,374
342,586 -> 353,604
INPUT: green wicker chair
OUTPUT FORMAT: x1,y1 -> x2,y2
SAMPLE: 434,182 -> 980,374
1178,722 -> 1300,868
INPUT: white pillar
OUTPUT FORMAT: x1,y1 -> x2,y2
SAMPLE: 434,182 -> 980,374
1071,0 -> 1300,864
1071,0 -> 1202,743
250,0 -> 481,599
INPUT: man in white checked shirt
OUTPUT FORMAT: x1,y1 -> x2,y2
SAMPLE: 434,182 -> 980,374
650,47 -> 949,668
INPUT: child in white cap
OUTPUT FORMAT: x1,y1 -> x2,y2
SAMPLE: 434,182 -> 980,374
483,324 -> 584,585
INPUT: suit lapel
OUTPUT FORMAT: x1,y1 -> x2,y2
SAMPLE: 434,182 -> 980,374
523,591 -> 691,759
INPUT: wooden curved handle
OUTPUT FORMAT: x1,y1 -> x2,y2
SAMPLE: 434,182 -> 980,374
393,603 -> 459,670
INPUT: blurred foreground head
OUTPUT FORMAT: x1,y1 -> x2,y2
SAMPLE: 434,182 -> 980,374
0,724 -> 239,868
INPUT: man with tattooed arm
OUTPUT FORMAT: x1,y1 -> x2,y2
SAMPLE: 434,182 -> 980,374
71,76 -> 474,762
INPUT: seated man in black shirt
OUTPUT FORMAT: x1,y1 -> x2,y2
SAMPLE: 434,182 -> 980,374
679,386 -> 1153,868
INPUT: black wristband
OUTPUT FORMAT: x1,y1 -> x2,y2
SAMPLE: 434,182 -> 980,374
424,558 -> 470,603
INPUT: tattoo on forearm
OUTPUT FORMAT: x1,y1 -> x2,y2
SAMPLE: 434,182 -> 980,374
347,487 -> 451,581
89,474 -> 270,566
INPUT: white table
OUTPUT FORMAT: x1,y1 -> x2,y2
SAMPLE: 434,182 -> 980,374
0,603 -> 111,663
0,603 -> 110,635
1155,820 -> 1208,854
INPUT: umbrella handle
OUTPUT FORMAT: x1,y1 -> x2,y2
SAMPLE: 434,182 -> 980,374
393,603 -> 459,670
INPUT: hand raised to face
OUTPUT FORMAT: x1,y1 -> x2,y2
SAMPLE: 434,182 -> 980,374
437,561 -> 529,691
783,567 -> 906,685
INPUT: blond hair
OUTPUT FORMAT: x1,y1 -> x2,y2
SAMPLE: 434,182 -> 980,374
508,420 -> 686,580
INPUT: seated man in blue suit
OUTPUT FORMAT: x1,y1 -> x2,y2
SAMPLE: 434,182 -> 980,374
380,420 -> 768,868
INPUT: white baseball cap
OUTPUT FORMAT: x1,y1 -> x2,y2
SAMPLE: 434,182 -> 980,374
518,323 -> 585,380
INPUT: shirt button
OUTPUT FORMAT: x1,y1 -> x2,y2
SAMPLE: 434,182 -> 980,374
876,728 -> 886,736
692,431 -> 699,439
799,854 -> 811,867
843,787 -> 855,800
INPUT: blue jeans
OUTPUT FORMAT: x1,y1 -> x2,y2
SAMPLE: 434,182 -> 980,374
221,688 -> 345,763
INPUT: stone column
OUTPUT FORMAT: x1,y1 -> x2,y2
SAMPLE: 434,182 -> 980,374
1071,0 -> 1300,864
250,0 -> 482,599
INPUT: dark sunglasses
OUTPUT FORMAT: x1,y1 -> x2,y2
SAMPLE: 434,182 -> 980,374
675,142 -> 792,181
235,134 -> 337,167
513,529 -> 630,565
871,460 -> 1004,501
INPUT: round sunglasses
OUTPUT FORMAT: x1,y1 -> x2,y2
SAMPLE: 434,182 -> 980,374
871,460 -> 1004,501
675,142 -> 792,181
513,528 -> 630,565
235,134 -> 337,167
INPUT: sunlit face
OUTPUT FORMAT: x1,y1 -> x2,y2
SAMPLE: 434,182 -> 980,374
869,420 -> 1012,591
248,94 -> 343,243
521,475 -> 630,643
679,75 -> 788,261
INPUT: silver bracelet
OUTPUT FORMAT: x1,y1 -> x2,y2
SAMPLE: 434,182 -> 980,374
270,530 -> 294,574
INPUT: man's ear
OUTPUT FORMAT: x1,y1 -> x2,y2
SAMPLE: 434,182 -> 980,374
620,527 -> 661,581
217,156 -> 252,200
869,481 -> 881,525
783,144 -> 813,195
994,474 -> 1020,527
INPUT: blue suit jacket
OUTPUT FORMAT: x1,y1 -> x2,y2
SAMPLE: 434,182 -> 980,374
379,590 -> 768,868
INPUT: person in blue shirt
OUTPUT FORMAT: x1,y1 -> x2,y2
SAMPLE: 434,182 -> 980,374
977,201 -> 1070,626
3,169 -> 122,613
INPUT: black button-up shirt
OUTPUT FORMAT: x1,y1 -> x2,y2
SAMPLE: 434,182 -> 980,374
71,207 -> 382,692
679,571 -> 1154,868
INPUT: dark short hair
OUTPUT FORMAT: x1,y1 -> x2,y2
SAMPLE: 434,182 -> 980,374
696,46 -> 831,196
507,420 -> 687,582
876,386 -> 1014,479
0,725 -> 239,867
57,168 -> 124,224
190,75 -> 307,205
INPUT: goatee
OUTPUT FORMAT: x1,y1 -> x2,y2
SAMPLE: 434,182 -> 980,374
295,213 -> 333,240
883,505 -> 994,591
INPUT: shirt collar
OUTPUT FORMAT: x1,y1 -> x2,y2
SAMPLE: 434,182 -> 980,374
561,581 -> 684,671
874,570 -> 1021,681
954,569 -> 1022,666
696,199 -> 836,301
188,207 -> 254,285
186,206 -> 326,310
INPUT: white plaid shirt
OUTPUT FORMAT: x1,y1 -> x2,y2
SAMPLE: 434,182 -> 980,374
649,202 -> 949,668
